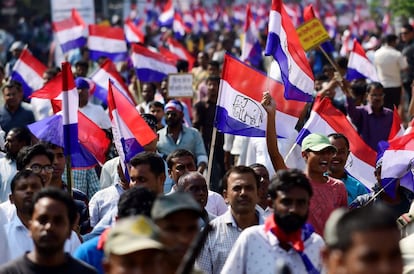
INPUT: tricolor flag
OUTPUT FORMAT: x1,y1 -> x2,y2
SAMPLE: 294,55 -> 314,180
166,37 -> 195,70
389,106 -> 405,140
285,98 -> 377,189
194,8 -> 209,34
89,59 -> 135,105
240,4 -> 262,69
52,9 -> 86,53
108,80 -> 157,179
264,0 -> 314,102
88,24 -> 128,62
131,44 -> 177,83
11,48 -> 46,99
173,12 -> 191,39
346,39 -> 379,82
215,54 -> 305,139
158,0 -> 174,27
124,18 -> 145,44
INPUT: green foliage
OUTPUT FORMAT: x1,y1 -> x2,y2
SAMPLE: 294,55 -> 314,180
388,0 -> 414,18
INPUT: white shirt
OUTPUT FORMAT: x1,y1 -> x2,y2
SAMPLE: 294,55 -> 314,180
205,191 -> 228,216
0,200 -> 15,226
221,224 -> 325,274
89,183 -> 124,227
79,102 -> 111,129
99,156 -> 120,189
197,209 -> 264,274
0,158 -> 17,203
374,45 -> 408,88
1,213 -> 81,262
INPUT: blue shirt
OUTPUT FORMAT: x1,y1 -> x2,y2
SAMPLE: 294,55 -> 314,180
0,103 -> 35,133
74,236 -> 104,274
341,173 -> 369,205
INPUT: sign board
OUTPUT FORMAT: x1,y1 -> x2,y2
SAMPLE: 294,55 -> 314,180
50,0 -> 95,24
296,18 -> 330,51
168,73 -> 193,98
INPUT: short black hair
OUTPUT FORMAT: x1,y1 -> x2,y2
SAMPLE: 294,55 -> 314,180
129,151 -> 165,177
2,80 -> 22,93
75,60 -> 89,70
351,82 -> 367,97
402,23 -> 414,32
222,165 -> 260,191
328,133 -> 350,150
8,127 -> 32,146
117,186 -> 157,218
10,169 -> 43,194
166,149 -> 196,169
149,101 -> 164,109
142,82 -> 157,93
31,187 -> 78,227
16,143 -> 54,171
268,169 -> 313,200
384,34 -> 398,44
367,82 -> 384,93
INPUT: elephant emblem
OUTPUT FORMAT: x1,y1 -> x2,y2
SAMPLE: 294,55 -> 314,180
232,95 -> 263,127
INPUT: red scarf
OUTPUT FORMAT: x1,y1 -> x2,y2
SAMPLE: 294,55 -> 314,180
264,215 -> 304,252
97,228 -> 111,250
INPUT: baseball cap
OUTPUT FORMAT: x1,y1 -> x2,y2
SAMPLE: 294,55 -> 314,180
9,41 -> 24,52
164,100 -> 183,113
75,77 -> 90,90
151,191 -> 202,220
104,215 -> 164,256
324,208 -> 347,247
301,133 -> 337,152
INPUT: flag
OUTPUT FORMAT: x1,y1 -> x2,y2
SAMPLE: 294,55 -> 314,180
264,0 -> 314,102
52,9 -> 86,53
11,48 -> 46,99
31,73 -> 62,100
158,46 -> 180,63
89,59 -> 135,106
124,18 -> 144,44
108,80 -> 157,179
240,4 -> 262,69
215,54 -> 305,139
346,39 -> 379,82
389,106 -> 405,140
173,12 -> 191,39
131,44 -> 177,82
286,98 -> 377,189
158,0 -> 174,27
88,24 -> 128,62
166,37 -> 195,70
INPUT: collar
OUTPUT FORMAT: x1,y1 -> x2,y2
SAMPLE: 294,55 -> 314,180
223,208 -> 264,229
366,103 -> 385,115
264,215 -> 304,252
10,212 -> 28,231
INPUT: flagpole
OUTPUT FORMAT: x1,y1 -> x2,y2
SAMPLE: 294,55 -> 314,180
65,155 -> 73,197
206,127 -> 217,190
317,45 -> 342,77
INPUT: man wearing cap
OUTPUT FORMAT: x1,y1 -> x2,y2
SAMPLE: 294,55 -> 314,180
262,92 -> 347,235
152,191 -> 203,272
76,77 -> 111,130
5,41 -> 24,78
322,205 -> 403,274
157,99 -> 208,174
222,169 -> 325,274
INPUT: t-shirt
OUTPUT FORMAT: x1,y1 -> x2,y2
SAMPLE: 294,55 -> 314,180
0,253 -> 98,274
308,176 -> 348,235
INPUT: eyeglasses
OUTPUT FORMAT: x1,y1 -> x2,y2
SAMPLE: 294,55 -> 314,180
29,164 -> 54,174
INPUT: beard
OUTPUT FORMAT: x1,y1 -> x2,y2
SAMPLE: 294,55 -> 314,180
274,211 -> 308,233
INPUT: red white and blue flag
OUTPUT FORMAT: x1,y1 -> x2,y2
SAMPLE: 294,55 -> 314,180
264,0 -> 314,102
240,4 -> 262,69
88,24 -> 128,62
346,39 -> 379,82
131,44 -> 177,82
124,18 -> 145,44
108,80 -> 157,179
173,12 -> 191,39
52,9 -> 86,54
158,0 -> 174,27
11,48 -> 46,99
166,37 -> 195,70
215,54 -> 305,139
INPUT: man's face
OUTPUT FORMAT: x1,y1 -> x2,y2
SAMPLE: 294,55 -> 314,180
149,106 -> 164,123
329,137 -> 349,174
272,187 -> 309,233
78,88 -> 89,108
169,155 -> 196,183
165,110 -> 183,127
104,250 -> 170,274
141,84 -> 155,102
129,164 -> 164,194
400,27 -> 414,43
197,52 -> 209,69
206,79 -> 219,103
183,176 -> 208,208
156,211 -> 199,259
5,130 -> 26,159
333,229 -> 402,274
368,87 -> 385,110
26,155 -> 53,186
3,86 -> 22,109
51,147 -> 65,180
224,172 -> 258,215
302,148 -> 335,175
10,175 -> 43,214
75,65 -> 87,77
29,197 -> 72,255
252,166 -> 270,206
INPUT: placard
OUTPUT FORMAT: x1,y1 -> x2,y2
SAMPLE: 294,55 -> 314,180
167,73 -> 193,98
297,18 -> 330,51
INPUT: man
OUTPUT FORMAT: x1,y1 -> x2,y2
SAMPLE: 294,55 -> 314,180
262,92 -> 348,235
374,34 -> 408,112
149,101 -> 165,130
103,215 -> 171,274
0,127 -> 31,202
152,191 -> 203,271
157,100 -> 208,174
136,82 -> 156,114
0,187 -> 96,273
4,41 -> 24,78
400,24 -> 414,106
197,166 -> 264,274
345,82 -> 394,151
322,205 -> 403,274
222,169 -> 325,273
250,163 -> 273,217
328,133 -> 368,205
0,80 -> 35,133
166,149 -> 227,216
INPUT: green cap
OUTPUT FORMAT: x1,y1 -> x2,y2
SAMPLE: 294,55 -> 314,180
301,133 -> 337,152
104,215 -> 164,256
151,191 -> 202,220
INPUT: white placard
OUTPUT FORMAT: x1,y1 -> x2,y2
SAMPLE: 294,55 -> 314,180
50,0 -> 95,24
168,73 -> 193,98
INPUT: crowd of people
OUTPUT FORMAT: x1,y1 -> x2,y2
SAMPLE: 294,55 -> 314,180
0,1 -> 414,273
